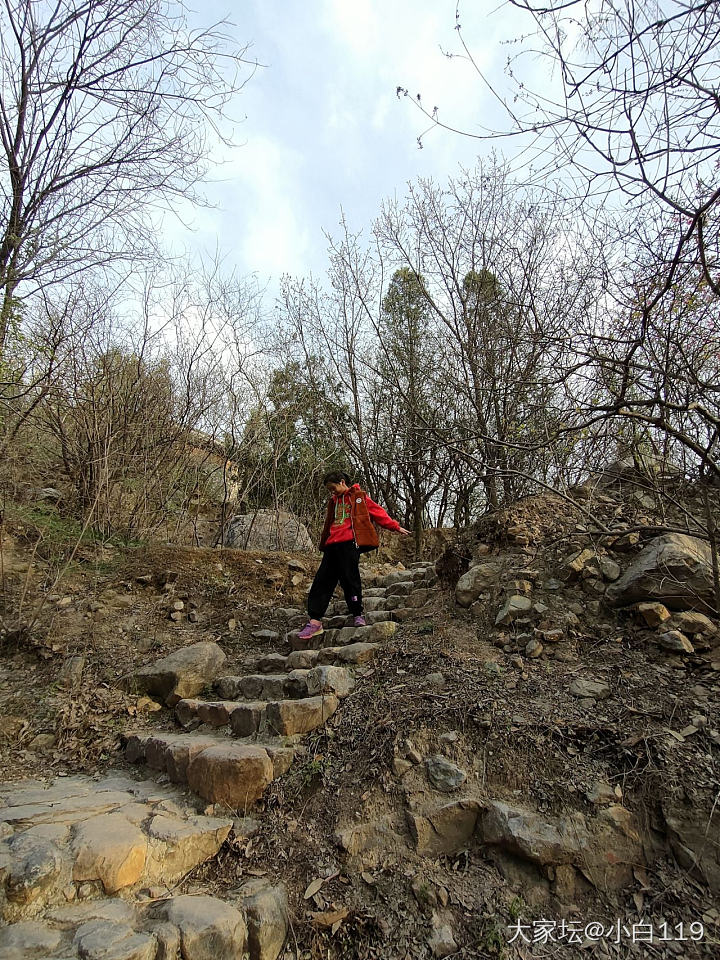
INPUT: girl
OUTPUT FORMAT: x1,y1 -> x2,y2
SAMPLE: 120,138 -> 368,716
298,470 -> 410,641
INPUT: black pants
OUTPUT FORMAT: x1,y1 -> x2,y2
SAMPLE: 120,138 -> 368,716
307,541 -> 363,619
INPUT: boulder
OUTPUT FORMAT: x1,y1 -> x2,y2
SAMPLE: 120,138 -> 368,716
225,510 -> 312,552
127,642 -> 227,706
606,534 -> 717,613
161,895 -> 247,960
237,880 -> 288,960
407,800 -> 481,857
478,800 -> 643,890
495,595 -> 532,625
455,563 -> 501,607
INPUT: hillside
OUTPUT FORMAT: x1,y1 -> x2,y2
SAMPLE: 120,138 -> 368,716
0,479 -> 718,960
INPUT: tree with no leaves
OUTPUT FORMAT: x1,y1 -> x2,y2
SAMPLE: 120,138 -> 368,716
0,0 -> 254,353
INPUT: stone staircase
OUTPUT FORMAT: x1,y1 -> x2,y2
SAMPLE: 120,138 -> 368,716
0,562 -> 439,960
124,562 -> 438,811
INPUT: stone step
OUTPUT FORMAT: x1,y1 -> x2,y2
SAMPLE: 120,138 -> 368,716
216,671 -> 310,701
325,610 -> 395,629
216,665 -> 354,702
363,586 -> 388,597
380,569 -> 427,586
289,620 -> 397,651
255,652 -> 288,674
125,732 -> 284,807
224,691 -> 341,738
393,607 -> 432,622
288,641 -> 381,669
385,580 -> 415,597
265,694 -> 339,736
328,596 -> 388,615
253,640 -> 381,674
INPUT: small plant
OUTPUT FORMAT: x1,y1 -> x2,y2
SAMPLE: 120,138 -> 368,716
416,620 -> 434,635
479,918 -> 505,957
508,896 -> 524,922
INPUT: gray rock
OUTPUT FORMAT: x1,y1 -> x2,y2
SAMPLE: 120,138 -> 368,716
0,920 -> 62,959
306,665 -> 354,698
428,917 -> 457,958
38,487 -> 63,503
407,799 -> 481,857
657,630 -> 694,654
73,919 -> 156,960
59,655 -> 86,688
161,895 -> 247,960
662,797 -> 720,892
568,678 -> 610,700
525,638 -> 543,658
478,800 -> 643,890
668,611 -> 716,635
606,533 -> 717,613
237,880 -> 288,960
5,833 -> 68,915
224,510 -> 312,552
599,557 -> 621,581
126,642 -> 227,706
455,563 -> 501,607
425,756 -> 467,792
495,595 -> 532,625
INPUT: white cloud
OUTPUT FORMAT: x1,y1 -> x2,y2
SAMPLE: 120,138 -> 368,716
168,0 -> 535,280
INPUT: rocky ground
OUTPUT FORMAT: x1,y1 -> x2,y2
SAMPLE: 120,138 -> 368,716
0,478 -> 719,958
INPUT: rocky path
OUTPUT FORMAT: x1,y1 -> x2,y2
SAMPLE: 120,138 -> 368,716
122,562 -> 437,811
0,562 -> 438,960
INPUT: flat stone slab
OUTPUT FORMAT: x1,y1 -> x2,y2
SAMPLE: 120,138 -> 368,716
0,773 -> 231,924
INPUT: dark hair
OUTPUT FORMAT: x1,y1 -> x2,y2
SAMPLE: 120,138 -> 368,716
322,469 -> 352,485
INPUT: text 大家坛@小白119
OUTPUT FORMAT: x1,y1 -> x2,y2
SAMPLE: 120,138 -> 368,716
508,919 -> 706,946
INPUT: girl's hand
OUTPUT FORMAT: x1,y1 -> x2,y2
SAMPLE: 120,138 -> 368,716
398,527 -> 412,535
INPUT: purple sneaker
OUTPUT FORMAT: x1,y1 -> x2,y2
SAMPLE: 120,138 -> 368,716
353,615 -> 366,627
298,621 -> 324,641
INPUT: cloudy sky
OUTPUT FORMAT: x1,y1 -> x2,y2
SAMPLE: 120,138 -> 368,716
169,0 -> 527,282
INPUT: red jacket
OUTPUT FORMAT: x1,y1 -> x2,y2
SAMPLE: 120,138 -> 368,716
320,484 -> 400,552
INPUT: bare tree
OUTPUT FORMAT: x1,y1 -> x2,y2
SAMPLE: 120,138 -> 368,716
0,0 -> 255,353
